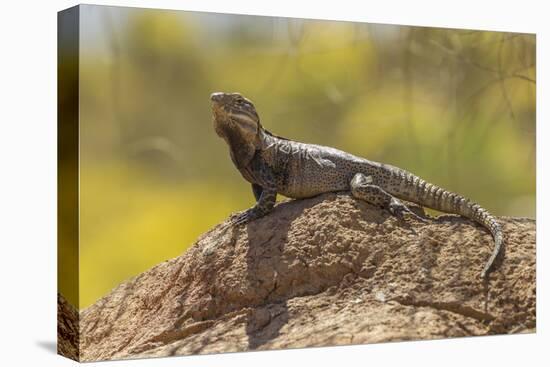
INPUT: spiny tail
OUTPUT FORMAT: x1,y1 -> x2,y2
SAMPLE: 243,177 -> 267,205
395,170 -> 504,279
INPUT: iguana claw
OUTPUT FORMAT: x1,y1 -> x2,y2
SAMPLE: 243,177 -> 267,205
388,198 -> 429,223
229,209 -> 256,226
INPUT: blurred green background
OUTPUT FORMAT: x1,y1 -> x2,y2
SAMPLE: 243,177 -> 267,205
66,5 -> 536,309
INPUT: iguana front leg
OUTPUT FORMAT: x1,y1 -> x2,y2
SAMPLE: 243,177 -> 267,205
231,186 -> 277,225
350,173 -> 427,223
251,183 -> 263,202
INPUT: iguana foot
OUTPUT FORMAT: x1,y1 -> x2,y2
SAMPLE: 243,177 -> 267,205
388,198 -> 429,223
229,208 -> 258,226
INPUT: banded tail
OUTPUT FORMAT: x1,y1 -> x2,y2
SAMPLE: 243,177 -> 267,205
395,170 -> 504,279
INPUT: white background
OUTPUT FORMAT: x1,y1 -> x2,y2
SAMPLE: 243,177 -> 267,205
0,0 -> 546,366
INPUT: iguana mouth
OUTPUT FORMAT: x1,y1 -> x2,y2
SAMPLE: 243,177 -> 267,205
211,94 -> 230,124
210,92 -> 260,129
211,102 -> 227,119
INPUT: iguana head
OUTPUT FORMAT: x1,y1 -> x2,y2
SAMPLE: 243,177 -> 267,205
210,92 -> 262,167
210,92 -> 261,137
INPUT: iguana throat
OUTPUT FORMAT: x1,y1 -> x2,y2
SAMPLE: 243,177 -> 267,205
211,92 -> 263,167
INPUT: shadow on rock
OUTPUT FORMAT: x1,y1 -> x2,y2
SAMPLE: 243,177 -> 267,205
244,198 -> 312,349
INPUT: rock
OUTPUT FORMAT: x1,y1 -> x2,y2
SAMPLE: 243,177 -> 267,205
75,193 -> 535,362
57,293 -> 79,361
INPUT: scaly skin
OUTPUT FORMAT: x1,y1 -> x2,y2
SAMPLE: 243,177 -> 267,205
210,92 -> 503,279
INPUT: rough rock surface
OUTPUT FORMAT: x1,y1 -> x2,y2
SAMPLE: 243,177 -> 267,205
58,293 -> 79,361
78,193 -> 536,362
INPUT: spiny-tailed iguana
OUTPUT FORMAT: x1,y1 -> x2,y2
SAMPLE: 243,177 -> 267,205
210,91 -> 503,279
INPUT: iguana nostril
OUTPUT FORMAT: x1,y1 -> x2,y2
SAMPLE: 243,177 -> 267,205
210,92 -> 224,102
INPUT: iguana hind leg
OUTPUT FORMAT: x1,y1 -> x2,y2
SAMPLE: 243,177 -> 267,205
350,173 -> 427,223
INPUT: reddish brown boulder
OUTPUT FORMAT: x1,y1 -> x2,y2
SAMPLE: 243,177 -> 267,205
69,193 -> 535,362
